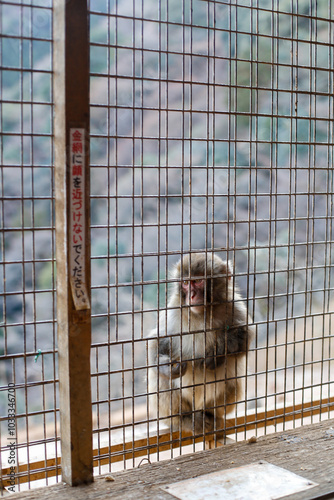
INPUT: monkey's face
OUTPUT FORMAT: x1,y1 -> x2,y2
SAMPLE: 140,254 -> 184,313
181,279 -> 206,314
174,253 -> 231,314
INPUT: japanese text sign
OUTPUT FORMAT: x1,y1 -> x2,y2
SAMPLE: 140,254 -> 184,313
69,128 -> 90,310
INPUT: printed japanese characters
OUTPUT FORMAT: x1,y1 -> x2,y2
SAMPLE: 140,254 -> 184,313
69,128 -> 90,310
148,253 -> 252,436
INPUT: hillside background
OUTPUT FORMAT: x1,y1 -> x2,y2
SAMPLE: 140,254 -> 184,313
1,0 -> 334,425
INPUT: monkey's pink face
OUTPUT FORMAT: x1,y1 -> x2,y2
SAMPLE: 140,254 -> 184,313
181,279 -> 205,313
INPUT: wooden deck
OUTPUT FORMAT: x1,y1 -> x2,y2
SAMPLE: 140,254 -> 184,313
8,419 -> 334,500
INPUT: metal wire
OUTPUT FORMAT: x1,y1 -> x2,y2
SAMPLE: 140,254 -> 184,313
0,0 -> 58,494
1,0 -> 334,491
89,0 -> 334,474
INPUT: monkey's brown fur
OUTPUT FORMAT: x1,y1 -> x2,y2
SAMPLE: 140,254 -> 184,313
148,253 -> 252,437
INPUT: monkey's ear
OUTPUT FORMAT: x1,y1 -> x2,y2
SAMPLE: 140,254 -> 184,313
171,259 -> 181,278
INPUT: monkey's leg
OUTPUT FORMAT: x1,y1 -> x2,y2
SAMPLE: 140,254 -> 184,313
187,410 -> 224,437
171,405 -> 224,437
158,385 -> 192,432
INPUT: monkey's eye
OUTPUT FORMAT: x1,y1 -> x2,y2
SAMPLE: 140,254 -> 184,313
182,280 -> 189,286
193,279 -> 203,284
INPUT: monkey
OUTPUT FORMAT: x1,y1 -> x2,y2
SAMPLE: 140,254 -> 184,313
148,252 -> 252,438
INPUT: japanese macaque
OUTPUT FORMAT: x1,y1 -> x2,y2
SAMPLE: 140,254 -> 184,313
148,252 -> 252,437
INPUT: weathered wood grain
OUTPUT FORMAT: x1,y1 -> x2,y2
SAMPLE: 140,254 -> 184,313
54,0 -> 93,486
9,419 -> 334,500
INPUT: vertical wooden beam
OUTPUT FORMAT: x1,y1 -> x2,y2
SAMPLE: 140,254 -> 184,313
53,0 -> 93,485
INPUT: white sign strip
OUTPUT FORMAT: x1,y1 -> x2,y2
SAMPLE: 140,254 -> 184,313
69,128 -> 90,310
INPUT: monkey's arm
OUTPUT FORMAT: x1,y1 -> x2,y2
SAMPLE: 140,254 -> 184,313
224,323 -> 250,354
156,337 -> 187,379
204,324 -> 250,370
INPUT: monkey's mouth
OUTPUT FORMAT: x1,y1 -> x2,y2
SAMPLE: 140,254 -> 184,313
189,303 -> 205,314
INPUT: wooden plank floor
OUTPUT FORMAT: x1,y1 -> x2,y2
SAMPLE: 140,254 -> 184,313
9,419 -> 334,500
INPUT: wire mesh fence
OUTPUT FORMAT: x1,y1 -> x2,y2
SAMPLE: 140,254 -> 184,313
0,0 -> 59,493
89,0 -> 334,474
1,0 -> 334,492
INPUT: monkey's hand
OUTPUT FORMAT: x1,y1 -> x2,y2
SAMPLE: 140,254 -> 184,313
171,360 -> 188,378
158,355 -> 187,379
204,354 -> 225,370
198,323 -> 250,370
157,337 -> 188,378
195,353 -> 225,371
225,325 -> 249,354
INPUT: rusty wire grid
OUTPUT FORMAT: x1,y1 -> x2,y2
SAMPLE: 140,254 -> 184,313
0,0 -> 334,492
89,0 -> 334,475
0,0 -> 59,493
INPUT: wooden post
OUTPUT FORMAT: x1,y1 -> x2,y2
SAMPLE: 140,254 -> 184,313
53,0 -> 93,485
